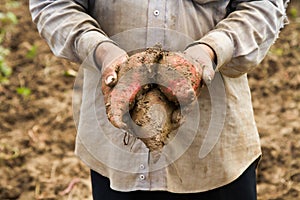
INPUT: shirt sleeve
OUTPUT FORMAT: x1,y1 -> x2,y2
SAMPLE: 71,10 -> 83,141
196,0 -> 288,77
29,0 -> 112,63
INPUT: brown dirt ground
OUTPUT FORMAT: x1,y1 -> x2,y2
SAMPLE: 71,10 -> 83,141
0,1 -> 299,199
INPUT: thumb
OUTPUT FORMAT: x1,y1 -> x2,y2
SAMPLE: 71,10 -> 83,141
104,69 -> 118,87
103,55 -> 128,87
202,65 -> 215,86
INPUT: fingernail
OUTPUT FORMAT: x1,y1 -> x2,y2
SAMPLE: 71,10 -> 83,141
105,75 -> 116,86
205,76 -> 212,85
122,113 -> 131,123
188,90 -> 194,97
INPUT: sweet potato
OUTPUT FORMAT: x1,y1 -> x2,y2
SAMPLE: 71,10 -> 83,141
103,48 -> 202,151
130,88 -> 179,151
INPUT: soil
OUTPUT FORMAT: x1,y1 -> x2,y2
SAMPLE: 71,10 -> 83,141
0,1 -> 299,199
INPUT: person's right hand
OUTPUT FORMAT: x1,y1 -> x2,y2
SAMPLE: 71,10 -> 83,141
94,42 -> 128,87
94,41 -> 128,106
98,48 -> 161,130
94,42 -> 129,129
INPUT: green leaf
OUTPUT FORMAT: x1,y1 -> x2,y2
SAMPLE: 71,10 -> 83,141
0,46 -> 10,57
272,48 -> 284,56
0,12 -> 5,20
0,12 -> 18,25
0,63 -> 12,77
26,45 -> 38,59
0,77 -> 9,84
16,87 -> 31,97
0,45 -> 12,78
6,12 -> 18,25
0,30 -> 6,44
290,8 -> 298,19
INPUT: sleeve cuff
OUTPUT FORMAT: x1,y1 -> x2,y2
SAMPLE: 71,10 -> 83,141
197,31 -> 234,71
76,30 -> 114,62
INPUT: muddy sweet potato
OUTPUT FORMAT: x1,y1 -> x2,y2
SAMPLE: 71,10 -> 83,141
130,88 -> 179,151
103,48 -> 202,151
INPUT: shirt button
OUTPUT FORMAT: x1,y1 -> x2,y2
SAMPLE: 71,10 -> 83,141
139,164 -> 145,170
139,174 -> 146,180
153,10 -> 160,16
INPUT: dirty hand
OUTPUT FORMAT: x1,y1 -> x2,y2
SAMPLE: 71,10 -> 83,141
157,44 -> 215,105
94,41 -> 128,87
99,48 -> 160,130
183,43 -> 216,86
156,51 -> 203,105
94,42 -> 129,128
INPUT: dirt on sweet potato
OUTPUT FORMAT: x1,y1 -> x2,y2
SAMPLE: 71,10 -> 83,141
104,48 -> 201,151
105,48 -> 201,141
130,88 -> 179,151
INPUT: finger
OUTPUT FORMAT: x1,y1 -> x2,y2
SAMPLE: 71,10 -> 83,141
202,65 -> 215,86
105,70 -> 118,86
103,56 -> 128,87
109,114 -> 129,130
110,55 -> 128,82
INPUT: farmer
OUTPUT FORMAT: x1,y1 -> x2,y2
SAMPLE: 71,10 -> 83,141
30,0 -> 287,200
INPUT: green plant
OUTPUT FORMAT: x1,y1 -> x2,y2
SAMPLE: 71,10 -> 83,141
0,11 -> 18,25
0,10 -> 18,84
0,46 -> 12,84
289,7 -> 298,19
270,48 -> 284,56
16,87 -> 32,97
26,44 -> 38,59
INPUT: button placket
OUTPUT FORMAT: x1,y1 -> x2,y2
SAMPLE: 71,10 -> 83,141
138,162 -> 147,181
135,158 -> 150,188
146,0 -> 166,48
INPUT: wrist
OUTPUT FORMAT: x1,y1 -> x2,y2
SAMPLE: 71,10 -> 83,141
93,41 -> 119,69
198,44 -> 216,64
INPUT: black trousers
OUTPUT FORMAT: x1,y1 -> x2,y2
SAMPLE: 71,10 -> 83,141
91,161 -> 258,200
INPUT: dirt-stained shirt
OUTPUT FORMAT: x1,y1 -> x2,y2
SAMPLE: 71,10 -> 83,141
30,0 -> 288,193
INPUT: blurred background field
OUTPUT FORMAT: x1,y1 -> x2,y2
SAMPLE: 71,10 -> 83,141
0,1 -> 299,199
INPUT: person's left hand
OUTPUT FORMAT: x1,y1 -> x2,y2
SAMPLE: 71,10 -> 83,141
99,48 -> 160,130
156,44 -> 216,106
